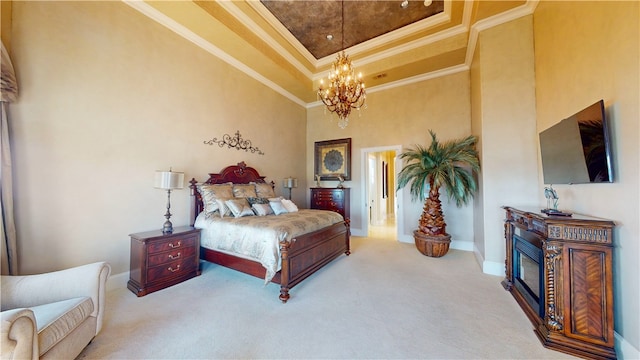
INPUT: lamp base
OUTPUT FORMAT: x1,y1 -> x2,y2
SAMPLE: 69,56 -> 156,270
162,220 -> 173,234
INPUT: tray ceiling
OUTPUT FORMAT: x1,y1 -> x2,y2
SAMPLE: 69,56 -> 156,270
127,0 -> 535,105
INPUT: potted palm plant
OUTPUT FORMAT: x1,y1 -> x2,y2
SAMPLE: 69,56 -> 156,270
397,130 -> 480,257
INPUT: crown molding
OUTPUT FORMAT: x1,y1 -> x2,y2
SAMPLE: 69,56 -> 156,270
125,0 -> 540,109
247,0 -> 454,70
220,1 -> 314,79
465,0 -> 539,66
123,0 -> 306,107
307,63 -> 469,109
246,1 -> 319,66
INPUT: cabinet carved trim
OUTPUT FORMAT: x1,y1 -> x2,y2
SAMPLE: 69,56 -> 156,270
502,206 -> 616,360
545,243 -> 563,331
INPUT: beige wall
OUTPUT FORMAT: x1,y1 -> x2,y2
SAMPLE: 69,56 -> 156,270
307,71 -> 475,248
533,1 -> 639,352
9,1 -> 306,276
6,0 -> 638,355
470,16 -> 539,273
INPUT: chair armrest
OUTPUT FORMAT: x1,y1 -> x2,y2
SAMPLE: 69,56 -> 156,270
1,308 -> 38,360
1,262 -> 111,333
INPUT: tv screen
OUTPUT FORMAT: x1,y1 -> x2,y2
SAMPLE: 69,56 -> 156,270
539,100 -> 613,184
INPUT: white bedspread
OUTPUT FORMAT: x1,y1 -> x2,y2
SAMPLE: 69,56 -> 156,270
194,209 -> 344,283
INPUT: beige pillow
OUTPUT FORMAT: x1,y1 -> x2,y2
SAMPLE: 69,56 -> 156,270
199,183 -> 234,215
254,182 -> 276,198
232,184 -> 257,198
225,198 -> 254,217
215,198 -> 233,218
252,203 -> 274,216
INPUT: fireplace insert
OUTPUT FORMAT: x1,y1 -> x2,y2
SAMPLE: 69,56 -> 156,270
512,227 -> 544,318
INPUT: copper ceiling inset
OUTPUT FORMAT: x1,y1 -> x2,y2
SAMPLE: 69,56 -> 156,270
260,0 -> 445,59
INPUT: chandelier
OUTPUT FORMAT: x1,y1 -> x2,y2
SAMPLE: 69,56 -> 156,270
317,2 -> 366,129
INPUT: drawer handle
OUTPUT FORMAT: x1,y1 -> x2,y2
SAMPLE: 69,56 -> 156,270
168,252 -> 181,260
168,241 -> 181,248
168,265 -> 181,272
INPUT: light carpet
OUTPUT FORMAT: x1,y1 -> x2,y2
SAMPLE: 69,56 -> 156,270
77,235 -> 576,359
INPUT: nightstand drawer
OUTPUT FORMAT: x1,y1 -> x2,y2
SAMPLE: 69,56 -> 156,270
147,257 -> 197,283
148,246 -> 197,267
148,235 -> 197,254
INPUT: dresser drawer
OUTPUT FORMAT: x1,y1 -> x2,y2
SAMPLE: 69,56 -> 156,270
314,191 -> 342,201
310,188 -> 350,220
147,234 -> 197,254
147,246 -> 197,267
146,257 -> 198,283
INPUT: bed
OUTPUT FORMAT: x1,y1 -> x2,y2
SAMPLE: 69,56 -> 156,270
189,161 -> 350,303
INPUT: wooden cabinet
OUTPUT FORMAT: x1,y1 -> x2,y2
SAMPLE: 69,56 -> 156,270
128,226 -> 201,297
502,206 -> 616,359
310,187 -> 350,219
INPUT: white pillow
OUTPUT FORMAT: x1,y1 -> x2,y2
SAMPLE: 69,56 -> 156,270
225,198 -> 254,218
252,203 -> 274,216
281,199 -> 299,212
269,200 -> 288,215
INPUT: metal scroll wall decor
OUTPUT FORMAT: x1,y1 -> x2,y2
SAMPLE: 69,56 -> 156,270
204,130 -> 264,155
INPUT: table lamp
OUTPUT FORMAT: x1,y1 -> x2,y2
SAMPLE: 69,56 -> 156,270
283,177 -> 298,200
155,169 -> 184,233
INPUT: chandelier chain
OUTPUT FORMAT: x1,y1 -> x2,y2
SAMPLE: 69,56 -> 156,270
316,0 -> 366,129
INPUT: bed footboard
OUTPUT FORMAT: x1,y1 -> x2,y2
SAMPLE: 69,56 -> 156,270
278,219 -> 350,302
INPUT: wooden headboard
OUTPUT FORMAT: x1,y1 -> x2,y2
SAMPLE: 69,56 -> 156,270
189,161 -> 273,225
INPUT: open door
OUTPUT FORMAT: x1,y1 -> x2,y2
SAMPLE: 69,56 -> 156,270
362,147 -> 399,240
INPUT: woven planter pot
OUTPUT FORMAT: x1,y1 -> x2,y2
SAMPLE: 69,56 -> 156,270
413,230 -> 451,257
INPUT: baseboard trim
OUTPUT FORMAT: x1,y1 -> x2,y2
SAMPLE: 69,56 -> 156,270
107,271 -> 129,291
451,240 -> 473,252
615,331 -> 639,360
350,227 -> 366,237
473,245 -> 505,277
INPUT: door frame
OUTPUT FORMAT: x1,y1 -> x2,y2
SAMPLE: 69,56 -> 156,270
360,145 -> 403,241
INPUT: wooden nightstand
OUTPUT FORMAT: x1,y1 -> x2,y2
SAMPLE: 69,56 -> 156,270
128,226 -> 201,297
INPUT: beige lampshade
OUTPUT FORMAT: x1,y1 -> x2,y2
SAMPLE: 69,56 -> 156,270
154,170 -> 184,190
283,177 -> 298,189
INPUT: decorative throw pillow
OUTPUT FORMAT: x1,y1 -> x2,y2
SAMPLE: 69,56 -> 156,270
247,197 -> 269,205
199,183 -> 234,215
253,182 -> 276,198
252,203 -> 274,216
269,200 -> 288,215
215,198 -> 233,218
225,198 -> 254,217
232,184 -> 257,198
281,199 -> 299,212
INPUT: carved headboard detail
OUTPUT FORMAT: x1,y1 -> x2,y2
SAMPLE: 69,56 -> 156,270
189,162 -> 274,225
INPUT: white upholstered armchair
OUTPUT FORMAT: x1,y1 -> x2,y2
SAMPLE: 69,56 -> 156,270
1,262 -> 111,359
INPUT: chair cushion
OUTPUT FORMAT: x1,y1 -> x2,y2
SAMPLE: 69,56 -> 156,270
30,297 -> 94,355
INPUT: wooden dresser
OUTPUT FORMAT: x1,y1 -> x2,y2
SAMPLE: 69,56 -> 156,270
310,187 -> 350,220
128,226 -> 201,297
502,206 -> 615,359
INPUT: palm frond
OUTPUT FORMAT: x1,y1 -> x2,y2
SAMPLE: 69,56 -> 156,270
397,130 -> 480,206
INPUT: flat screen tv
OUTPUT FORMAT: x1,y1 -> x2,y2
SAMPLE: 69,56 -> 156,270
539,100 -> 613,184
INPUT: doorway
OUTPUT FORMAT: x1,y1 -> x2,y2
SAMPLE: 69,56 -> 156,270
361,146 -> 401,240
